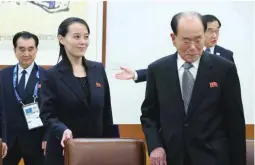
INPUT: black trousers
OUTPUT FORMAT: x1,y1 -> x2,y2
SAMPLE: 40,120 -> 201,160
184,145 -> 192,165
3,138 -> 44,165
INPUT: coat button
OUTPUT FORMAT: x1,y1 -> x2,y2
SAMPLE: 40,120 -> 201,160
184,124 -> 189,128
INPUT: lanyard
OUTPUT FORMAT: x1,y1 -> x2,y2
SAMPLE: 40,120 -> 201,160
13,64 -> 39,105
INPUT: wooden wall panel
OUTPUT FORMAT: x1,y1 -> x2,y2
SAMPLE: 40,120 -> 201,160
246,124 -> 254,139
118,124 -> 254,139
118,124 -> 145,140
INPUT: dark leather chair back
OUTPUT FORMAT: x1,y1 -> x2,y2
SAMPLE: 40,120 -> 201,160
246,139 -> 254,165
64,138 -> 146,165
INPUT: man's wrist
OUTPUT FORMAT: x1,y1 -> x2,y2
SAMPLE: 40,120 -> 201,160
133,70 -> 138,81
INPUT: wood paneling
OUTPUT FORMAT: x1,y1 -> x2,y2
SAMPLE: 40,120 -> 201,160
118,124 -> 145,140
119,124 -> 254,139
246,124 -> 254,139
102,1 -> 107,66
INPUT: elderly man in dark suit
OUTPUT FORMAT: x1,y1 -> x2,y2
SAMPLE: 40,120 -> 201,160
140,12 -> 246,165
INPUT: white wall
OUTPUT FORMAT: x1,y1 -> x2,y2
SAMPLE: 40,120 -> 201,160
0,1 -> 253,124
106,1 -> 254,124
0,2 -> 103,65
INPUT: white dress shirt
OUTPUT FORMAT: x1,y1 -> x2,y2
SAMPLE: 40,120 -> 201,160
134,69 -> 138,81
177,54 -> 200,93
18,62 -> 35,88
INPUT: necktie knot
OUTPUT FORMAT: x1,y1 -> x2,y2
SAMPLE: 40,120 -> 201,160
205,48 -> 210,53
183,62 -> 193,70
18,70 -> 27,98
22,70 -> 27,75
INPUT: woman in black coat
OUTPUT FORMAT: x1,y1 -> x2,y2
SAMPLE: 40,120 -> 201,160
40,17 -> 115,165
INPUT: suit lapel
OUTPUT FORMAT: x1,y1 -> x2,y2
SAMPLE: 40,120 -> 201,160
164,53 -> 186,117
186,52 -> 213,118
57,60 -> 90,108
213,45 -> 217,54
213,45 -> 221,56
23,64 -> 39,101
8,66 -> 20,104
85,60 -> 103,108
38,67 -> 45,83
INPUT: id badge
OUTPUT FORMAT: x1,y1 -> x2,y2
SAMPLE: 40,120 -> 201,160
22,102 -> 43,130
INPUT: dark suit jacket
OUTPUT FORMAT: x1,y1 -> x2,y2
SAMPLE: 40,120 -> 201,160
214,45 -> 234,63
140,52 -> 246,165
135,69 -> 147,83
0,71 -> 6,142
40,59 -> 116,165
135,45 -> 234,83
0,63 -> 47,155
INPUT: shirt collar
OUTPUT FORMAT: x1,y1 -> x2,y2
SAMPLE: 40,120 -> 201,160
177,54 -> 200,70
204,46 -> 215,53
18,62 -> 35,75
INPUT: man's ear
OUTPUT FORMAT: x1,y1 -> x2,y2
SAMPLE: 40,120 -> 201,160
170,33 -> 176,47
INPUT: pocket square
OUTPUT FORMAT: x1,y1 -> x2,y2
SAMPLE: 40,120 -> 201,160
96,82 -> 101,88
209,82 -> 218,88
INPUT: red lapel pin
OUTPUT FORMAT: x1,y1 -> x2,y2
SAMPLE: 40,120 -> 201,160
209,82 -> 218,88
96,82 -> 101,88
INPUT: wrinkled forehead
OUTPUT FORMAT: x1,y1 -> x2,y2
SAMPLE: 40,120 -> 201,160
177,16 -> 204,36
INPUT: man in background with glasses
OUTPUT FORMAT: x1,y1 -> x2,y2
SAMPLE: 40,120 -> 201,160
203,14 -> 234,62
